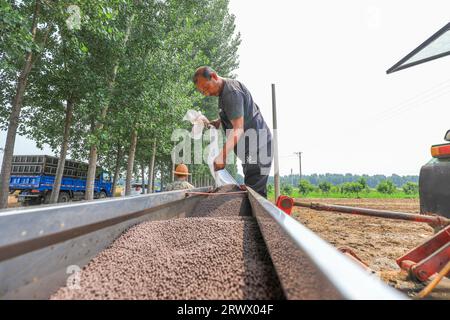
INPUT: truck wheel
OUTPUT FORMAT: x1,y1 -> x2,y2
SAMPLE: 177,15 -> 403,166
27,198 -> 41,206
44,192 -> 52,204
99,191 -> 107,199
58,192 -> 70,203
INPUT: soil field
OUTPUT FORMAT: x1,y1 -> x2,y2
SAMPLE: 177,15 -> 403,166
293,198 -> 450,299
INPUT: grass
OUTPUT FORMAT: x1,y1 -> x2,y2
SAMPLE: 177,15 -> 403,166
268,188 -> 419,202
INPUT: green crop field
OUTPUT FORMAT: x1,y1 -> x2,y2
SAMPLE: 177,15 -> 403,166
267,188 -> 419,202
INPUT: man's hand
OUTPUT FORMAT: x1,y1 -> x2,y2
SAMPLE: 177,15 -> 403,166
213,155 -> 226,171
200,116 -> 210,126
209,119 -> 221,129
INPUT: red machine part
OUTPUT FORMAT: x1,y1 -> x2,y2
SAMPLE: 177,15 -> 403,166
276,196 -> 294,215
397,225 -> 450,282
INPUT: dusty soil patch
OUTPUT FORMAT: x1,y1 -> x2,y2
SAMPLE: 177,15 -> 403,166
293,198 -> 449,299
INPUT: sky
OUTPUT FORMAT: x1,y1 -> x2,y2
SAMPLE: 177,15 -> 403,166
1,0 -> 450,177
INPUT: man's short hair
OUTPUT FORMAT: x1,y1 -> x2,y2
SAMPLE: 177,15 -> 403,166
193,66 -> 217,84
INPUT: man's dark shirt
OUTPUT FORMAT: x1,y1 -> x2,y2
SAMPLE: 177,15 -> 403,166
218,78 -> 272,161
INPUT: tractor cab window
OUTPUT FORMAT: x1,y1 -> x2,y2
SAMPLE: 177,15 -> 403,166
387,22 -> 450,73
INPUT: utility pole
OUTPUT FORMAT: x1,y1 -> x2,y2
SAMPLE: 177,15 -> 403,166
272,84 -> 280,200
294,152 -> 302,183
291,168 -> 294,186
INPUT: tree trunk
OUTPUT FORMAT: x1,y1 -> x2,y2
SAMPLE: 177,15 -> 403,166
50,98 -> 74,203
147,159 -> 153,193
141,162 -> 145,194
125,130 -> 138,196
112,145 -> 123,197
151,168 -> 156,193
148,139 -> 156,194
0,0 -> 41,209
85,118 -> 97,200
171,162 -> 175,182
85,14 -> 135,200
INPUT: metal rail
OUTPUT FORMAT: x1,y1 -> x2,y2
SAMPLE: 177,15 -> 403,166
294,201 -> 450,227
248,189 -> 406,300
0,188 -> 211,299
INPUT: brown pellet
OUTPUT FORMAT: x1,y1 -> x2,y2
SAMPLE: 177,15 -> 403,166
51,185 -> 284,300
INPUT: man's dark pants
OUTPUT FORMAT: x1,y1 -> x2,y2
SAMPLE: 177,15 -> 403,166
241,141 -> 272,198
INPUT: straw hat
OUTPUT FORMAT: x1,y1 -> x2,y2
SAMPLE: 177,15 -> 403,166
173,164 -> 191,176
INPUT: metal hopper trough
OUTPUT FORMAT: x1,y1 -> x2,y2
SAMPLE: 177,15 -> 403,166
0,187 -> 405,300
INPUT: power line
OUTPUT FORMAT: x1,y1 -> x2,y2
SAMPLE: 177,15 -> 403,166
373,78 -> 450,122
379,87 -> 450,122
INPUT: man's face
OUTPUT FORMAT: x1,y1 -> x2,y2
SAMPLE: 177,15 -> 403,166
195,76 -> 219,96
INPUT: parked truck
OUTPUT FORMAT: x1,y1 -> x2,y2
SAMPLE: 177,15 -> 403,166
9,155 -> 113,205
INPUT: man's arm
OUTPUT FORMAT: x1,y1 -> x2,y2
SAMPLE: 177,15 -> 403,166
209,119 -> 221,129
213,116 -> 244,171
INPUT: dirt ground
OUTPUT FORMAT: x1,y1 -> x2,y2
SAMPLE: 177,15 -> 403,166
293,198 -> 449,299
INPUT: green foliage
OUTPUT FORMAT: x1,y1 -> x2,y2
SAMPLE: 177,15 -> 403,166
402,182 -> 419,195
267,183 -> 274,194
269,173 -> 418,189
318,181 -> 332,194
377,180 -> 397,194
281,184 -> 293,196
340,182 -> 364,197
0,1 -> 38,67
268,187 -> 419,201
298,180 -> 314,195
357,177 -> 367,189
1,0 -> 241,186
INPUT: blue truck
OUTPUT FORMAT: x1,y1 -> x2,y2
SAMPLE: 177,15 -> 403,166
9,155 -> 113,205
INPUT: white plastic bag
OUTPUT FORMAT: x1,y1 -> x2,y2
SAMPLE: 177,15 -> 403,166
183,110 -> 238,187
183,109 -> 208,140
215,169 -> 239,187
207,126 -> 238,187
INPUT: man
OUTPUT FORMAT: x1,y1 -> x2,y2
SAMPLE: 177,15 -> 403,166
193,66 -> 272,198
165,164 -> 195,191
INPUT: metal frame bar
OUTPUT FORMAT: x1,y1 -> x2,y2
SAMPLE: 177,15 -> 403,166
387,22 -> 450,74
294,201 -> 449,227
397,225 -> 450,281
247,188 -> 406,300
